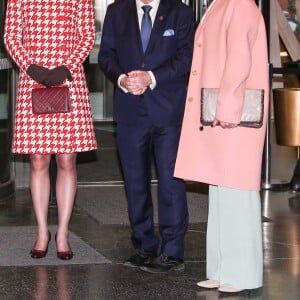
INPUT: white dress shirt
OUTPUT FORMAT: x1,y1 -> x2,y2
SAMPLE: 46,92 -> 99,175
118,0 -> 160,92
136,0 -> 160,29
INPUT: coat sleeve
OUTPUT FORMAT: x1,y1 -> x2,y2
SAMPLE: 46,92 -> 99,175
215,0 -> 261,124
64,0 -> 95,73
98,5 -> 125,85
4,0 -> 34,71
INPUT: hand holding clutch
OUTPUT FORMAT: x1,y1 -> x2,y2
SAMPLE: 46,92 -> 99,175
200,88 -> 264,129
43,65 -> 73,87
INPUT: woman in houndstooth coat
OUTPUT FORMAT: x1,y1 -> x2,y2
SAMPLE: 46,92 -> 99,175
4,0 -> 96,260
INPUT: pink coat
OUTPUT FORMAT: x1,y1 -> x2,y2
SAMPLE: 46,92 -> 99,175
174,0 -> 269,191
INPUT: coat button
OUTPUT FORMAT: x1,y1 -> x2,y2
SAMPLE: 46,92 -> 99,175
197,43 -> 202,48
188,97 -> 193,102
192,70 -> 197,76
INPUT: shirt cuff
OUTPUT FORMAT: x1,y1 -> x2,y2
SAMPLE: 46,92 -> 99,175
117,74 -> 129,93
148,71 -> 156,90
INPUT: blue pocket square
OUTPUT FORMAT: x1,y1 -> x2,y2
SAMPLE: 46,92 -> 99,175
163,29 -> 175,36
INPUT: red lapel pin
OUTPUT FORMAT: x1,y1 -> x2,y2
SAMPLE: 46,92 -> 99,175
159,15 -> 164,21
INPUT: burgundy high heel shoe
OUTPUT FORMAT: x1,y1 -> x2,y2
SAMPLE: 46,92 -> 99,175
55,233 -> 73,260
30,231 -> 51,259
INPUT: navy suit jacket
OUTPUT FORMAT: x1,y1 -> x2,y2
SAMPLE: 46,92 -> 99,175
98,0 -> 194,126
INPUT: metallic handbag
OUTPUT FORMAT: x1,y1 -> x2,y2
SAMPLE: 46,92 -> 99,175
31,86 -> 70,114
200,88 -> 264,128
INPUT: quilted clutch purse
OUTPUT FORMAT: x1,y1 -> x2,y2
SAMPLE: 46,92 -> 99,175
200,88 -> 264,128
31,86 -> 70,114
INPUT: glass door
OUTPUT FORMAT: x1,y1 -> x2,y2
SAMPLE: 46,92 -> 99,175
0,0 -> 15,198
77,0 -> 120,185
77,0 -> 205,185
86,0 -> 115,121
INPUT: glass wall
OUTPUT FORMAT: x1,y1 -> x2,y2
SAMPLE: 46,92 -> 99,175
279,0 -> 300,42
2,0 -> 228,188
0,0 -> 6,58
0,0 -> 14,197
277,0 -> 300,87
86,0 -> 115,121
0,67 -> 11,184
77,0 -> 207,185
88,0 -> 205,121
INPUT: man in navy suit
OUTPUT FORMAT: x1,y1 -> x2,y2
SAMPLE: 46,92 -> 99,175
98,0 -> 194,273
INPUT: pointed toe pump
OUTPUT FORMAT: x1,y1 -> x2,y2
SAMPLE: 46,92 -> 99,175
55,233 -> 74,260
30,231 -> 51,259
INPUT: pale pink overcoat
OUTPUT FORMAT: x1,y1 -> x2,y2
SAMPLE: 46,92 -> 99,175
174,0 -> 269,191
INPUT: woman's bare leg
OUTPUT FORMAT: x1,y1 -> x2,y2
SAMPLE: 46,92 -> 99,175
30,154 -> 51,250
55,153 -> 77,251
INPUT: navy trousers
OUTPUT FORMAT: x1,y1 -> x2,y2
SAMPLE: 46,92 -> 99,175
116,117 -> 188,259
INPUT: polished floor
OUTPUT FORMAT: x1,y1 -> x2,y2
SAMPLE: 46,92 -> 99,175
0,124 -> 300,299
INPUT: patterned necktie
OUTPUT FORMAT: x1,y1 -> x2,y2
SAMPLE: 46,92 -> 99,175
141,5 -> 152,52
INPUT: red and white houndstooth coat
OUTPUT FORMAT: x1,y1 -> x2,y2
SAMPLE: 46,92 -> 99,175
4,0 -> 97,154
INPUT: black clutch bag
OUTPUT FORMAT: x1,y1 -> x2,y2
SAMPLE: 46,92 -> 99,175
200,88 -> 264,128
31,86 -> 70,114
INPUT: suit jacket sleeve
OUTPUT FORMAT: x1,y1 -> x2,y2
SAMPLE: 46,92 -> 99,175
151,7 -> 194,85
216,0 -> 261,123
98,5 -> 125,85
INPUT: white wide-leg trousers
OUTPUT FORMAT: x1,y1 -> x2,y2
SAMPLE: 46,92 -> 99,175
206,185 -> 263,289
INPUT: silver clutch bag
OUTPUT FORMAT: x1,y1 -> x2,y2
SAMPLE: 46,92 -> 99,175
200,88 -> 264,128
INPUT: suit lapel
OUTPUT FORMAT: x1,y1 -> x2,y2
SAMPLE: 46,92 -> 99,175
125,0 -> 172,55
124,0 -> 144,54
145,0 -> 172,54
